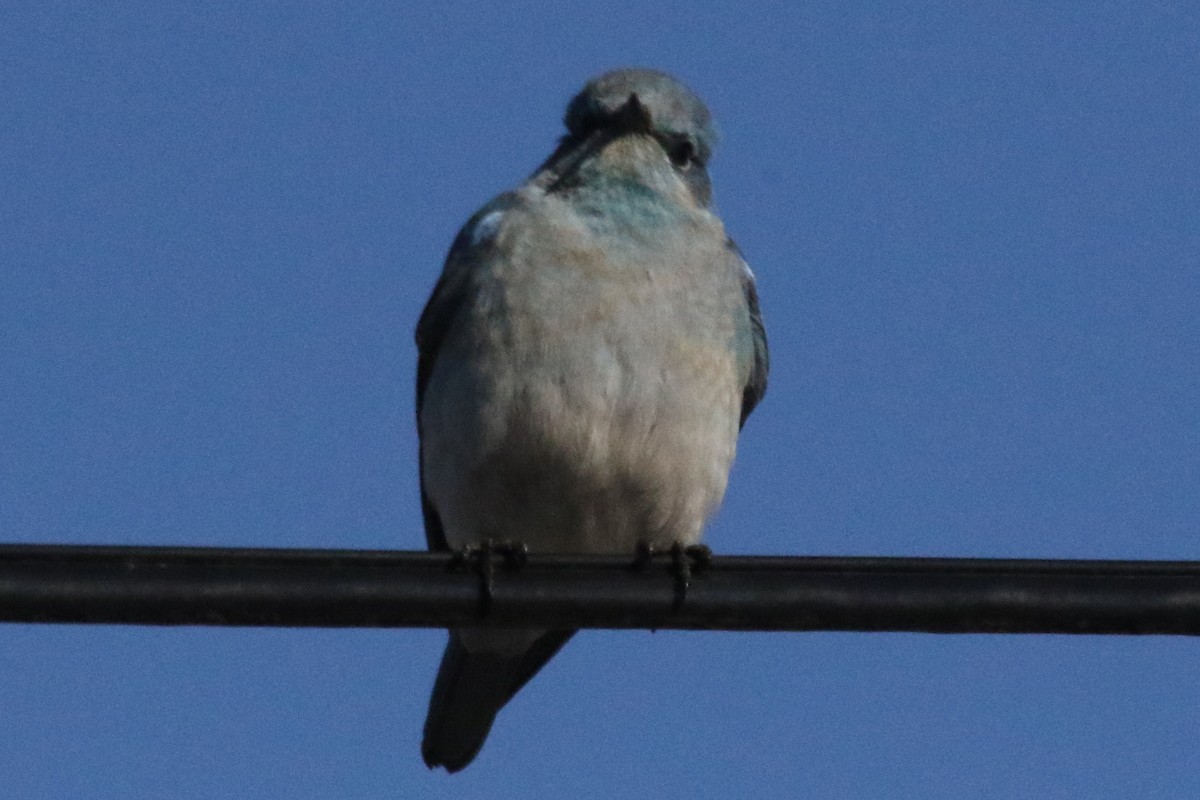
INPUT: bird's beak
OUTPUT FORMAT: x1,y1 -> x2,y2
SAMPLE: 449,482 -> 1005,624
612,94 -> 654,135
535,93 -> 656,193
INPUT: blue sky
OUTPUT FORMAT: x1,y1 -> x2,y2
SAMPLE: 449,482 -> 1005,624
2,2 -> 1198,797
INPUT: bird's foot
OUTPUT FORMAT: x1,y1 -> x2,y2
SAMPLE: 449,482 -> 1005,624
449,539 -> 529,615
634,541 -> 712,611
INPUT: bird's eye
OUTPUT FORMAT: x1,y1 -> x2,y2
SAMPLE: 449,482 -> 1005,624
668,139 -> 696,169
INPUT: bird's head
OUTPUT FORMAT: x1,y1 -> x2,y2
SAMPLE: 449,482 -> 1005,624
537,68 -> 718,209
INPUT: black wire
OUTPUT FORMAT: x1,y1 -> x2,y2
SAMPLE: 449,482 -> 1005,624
1,544 -> 1198,634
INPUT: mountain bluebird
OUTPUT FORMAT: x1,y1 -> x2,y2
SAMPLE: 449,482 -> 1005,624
416,68 -> 769,772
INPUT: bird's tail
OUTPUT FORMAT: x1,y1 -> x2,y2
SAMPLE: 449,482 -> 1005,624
422,629 -> 575,772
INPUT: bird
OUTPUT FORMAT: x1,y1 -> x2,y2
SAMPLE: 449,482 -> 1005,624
415,67 -> 769,772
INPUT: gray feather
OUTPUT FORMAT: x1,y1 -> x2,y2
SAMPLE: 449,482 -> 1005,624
416,68 -> 766,772
422,631 -> 574,772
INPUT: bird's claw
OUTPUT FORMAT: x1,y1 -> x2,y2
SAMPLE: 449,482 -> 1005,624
449,539 -> 528,615
634,541 -> 712,611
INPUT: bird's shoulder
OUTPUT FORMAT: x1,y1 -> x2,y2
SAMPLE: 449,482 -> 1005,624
415,191 -> 525,353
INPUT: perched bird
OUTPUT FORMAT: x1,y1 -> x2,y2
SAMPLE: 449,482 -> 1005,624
416,68 -> 769,772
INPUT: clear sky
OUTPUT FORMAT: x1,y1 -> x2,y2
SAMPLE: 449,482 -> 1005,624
2,2 -> 1198,797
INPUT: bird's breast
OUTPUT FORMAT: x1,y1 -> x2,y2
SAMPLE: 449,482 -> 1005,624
421,203 -> 743,553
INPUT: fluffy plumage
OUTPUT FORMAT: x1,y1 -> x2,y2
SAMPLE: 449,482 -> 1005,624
416,67 -> 768,772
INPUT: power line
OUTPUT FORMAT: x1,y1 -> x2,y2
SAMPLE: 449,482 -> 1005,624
1,543 -> 1198,634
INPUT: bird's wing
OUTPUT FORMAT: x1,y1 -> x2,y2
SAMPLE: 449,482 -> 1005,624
726,239 -> 769,427
415,194 -> 521,551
